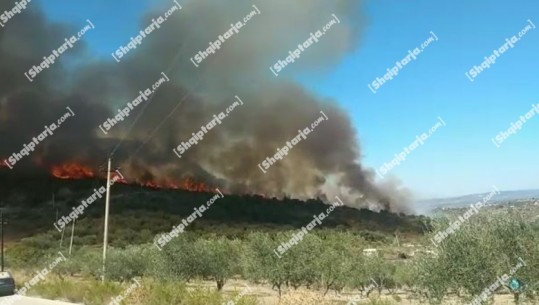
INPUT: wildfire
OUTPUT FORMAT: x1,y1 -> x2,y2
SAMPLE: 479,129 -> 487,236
0,159 -> 8,168
49,162 -> 212,193
51,163 -> 96,179
111,171 -> 128,184
139,177 -> 212,193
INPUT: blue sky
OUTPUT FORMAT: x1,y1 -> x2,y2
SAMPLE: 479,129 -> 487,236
306,0 -> 539,199
36,0 -> 539,199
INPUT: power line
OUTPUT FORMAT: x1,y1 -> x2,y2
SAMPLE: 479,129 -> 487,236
109,43 -> 187,157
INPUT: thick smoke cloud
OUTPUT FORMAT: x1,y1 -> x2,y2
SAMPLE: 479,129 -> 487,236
0,0 -> 111,172
0,0 -> 412,212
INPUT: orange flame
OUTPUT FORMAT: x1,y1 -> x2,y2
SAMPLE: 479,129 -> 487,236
139,177 -> 212,193
51,163 -> 96,179
110,171 -> 128,184
49,162 -> 212,193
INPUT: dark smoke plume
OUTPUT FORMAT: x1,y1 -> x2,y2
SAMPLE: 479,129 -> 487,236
0,0 -> 412,212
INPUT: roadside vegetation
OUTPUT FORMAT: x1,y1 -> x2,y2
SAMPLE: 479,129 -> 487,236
4,207 -> 539,304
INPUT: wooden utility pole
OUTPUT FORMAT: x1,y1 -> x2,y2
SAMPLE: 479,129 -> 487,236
102,157 -> 112,283
1,208 -> 5,272
59,226 -> 65,248
69,219 -> 76,255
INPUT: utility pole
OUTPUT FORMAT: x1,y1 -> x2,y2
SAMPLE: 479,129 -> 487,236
59,226 -> 65,248
1,208 -> 4,272
102,157 -> 112,283
69,218 -> 76,255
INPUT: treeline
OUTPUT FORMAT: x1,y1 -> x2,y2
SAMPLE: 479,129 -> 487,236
2,176 -> 428,238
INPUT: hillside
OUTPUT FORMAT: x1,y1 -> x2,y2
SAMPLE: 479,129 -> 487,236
0,174 -> 428,244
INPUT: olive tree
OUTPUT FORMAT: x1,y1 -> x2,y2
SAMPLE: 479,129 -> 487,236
313,232 -> 356,296
243,232 -> 289,296
195,237 -> 242,290
415,210 -> 539,304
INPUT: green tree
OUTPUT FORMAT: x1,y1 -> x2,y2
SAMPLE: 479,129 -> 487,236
415,211 -> 539,304
314,232 -> 355,295
195,237 -> 241,290
364,256 -> 396,295
243,232 -> 288,296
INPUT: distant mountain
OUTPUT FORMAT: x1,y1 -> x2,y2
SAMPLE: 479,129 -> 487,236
414,189 -> 539,214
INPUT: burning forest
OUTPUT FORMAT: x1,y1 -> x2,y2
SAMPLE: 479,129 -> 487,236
0,0 -> 412,213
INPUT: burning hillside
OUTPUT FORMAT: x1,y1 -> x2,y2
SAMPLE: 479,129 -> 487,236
51,163 -> 96,180
0,0 -> 412,213
48,162 -> 213,193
